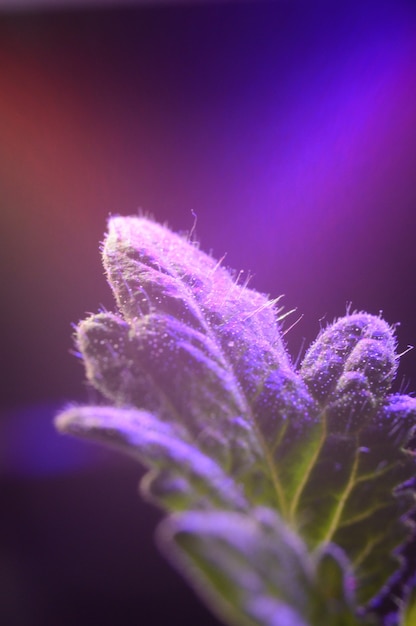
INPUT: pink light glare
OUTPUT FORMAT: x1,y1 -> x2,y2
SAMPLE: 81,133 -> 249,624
0,42 -> 150,221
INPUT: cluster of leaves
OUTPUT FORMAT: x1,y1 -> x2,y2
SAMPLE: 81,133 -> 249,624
56,216 -> 416,626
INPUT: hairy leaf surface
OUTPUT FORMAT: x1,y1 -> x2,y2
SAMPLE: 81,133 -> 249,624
56,216 -> 416,624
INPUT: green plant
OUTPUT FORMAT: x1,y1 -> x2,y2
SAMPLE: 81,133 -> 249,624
56,216 -> 416,626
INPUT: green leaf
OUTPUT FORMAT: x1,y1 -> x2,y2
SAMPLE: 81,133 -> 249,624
55,216 -> 416,623
159,507 -> 367,626
400,583 -> 416,626
295,315 -> 416,604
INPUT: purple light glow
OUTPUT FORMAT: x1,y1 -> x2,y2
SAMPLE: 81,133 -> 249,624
227,7 -> 416,286
0,404 -> 112,477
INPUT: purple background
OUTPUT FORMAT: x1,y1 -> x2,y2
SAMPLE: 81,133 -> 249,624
1,2 -> 416,624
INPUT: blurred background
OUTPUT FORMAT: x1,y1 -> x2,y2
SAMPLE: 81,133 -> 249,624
1,0 -> 416,624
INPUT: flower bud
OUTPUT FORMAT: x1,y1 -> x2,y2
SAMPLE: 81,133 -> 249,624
300,313 -> 397,433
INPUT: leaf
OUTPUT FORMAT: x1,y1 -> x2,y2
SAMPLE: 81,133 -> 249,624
55,405 -> 249,511
296,315 -> 416,604
55,216 -> 416,623
158,507 -> 368,626
70,216 -> 319,512
399,582 -> 416,626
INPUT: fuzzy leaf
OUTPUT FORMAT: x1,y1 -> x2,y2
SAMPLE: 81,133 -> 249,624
296,315 -> 416,604
69,216 -> 319,512
56,216 -> 416,624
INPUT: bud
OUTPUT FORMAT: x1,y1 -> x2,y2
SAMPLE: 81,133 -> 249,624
102,216 -> 313,441
300,313 -> 397,433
